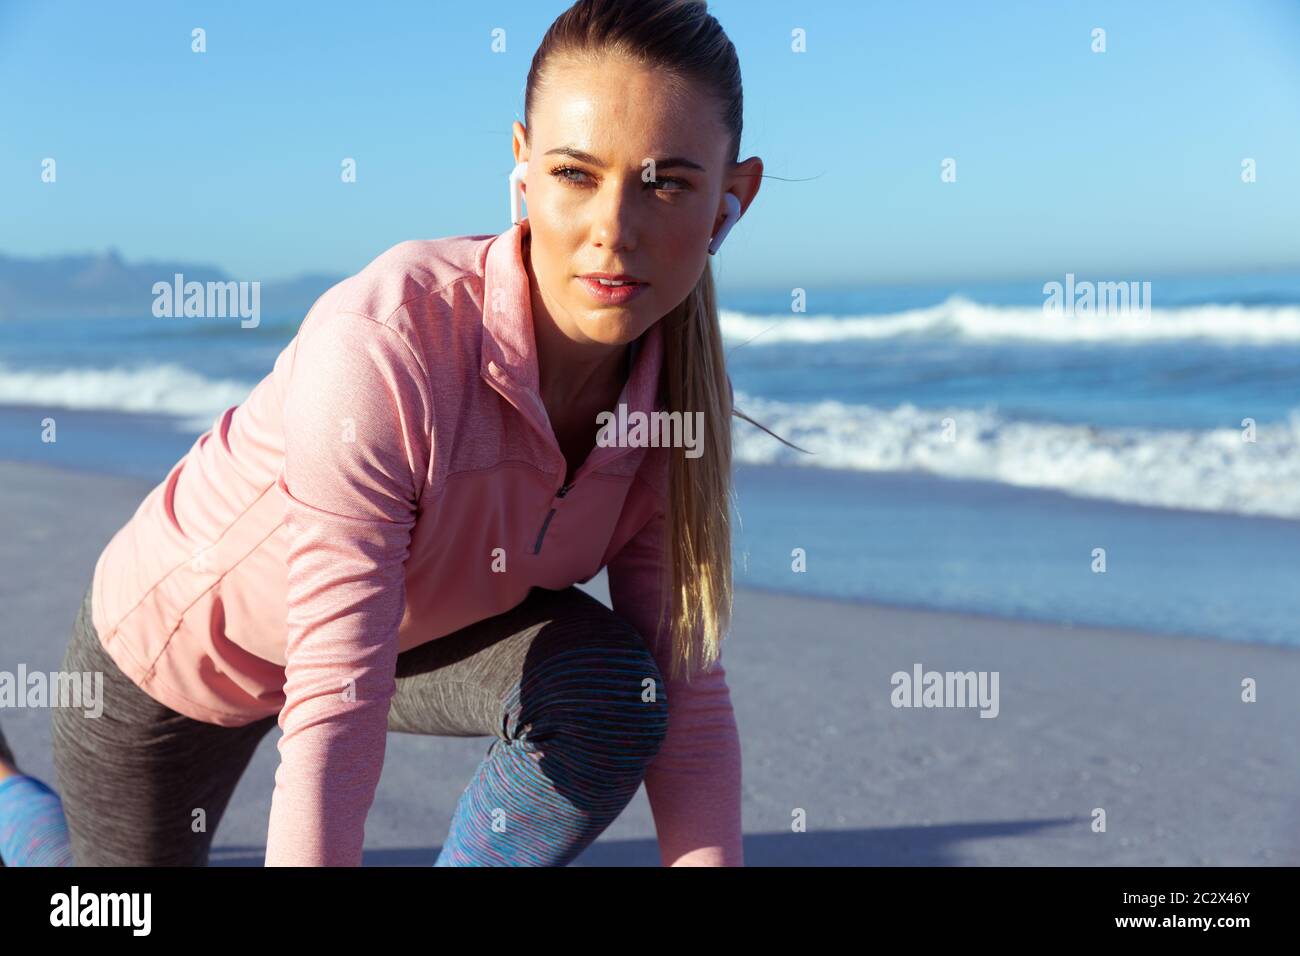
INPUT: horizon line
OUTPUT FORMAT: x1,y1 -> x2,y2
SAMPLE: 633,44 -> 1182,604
4,245 -> 1300,293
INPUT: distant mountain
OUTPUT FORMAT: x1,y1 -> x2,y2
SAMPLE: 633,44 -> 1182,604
0,248 -> 345,320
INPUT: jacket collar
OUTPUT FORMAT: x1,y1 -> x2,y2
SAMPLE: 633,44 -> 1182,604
480,218 -> 665,433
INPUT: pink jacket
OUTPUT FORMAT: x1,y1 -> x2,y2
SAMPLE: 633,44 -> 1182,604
90,219 -> 742,866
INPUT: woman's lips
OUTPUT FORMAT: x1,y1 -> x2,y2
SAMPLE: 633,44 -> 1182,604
575,276 -> 650,305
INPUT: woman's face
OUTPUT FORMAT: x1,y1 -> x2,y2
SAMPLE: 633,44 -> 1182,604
513,54 -> 757,348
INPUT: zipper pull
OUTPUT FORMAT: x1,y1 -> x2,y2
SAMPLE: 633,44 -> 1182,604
536,481 -> 573,554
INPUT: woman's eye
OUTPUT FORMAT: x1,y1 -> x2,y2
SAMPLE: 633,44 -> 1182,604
551,165 -> 591,186
549,166 -> 688,194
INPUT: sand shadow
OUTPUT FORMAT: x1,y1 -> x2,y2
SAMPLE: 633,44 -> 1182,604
208,816 -> 1084,866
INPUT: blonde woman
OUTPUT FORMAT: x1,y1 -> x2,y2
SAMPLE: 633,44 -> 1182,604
0,0 -> 775,867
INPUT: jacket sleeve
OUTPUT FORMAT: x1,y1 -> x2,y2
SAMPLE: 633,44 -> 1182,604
605,500 -> 744,867
265,309 -> 430,866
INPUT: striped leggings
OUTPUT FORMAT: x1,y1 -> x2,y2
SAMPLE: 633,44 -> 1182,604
0,580 -> 670,866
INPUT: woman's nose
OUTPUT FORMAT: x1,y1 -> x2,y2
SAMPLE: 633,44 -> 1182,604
588,182 -> 640,249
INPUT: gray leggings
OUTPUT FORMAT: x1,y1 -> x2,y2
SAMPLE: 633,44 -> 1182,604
52,579 -> 670,866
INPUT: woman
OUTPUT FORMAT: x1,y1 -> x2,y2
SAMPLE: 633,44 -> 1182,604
0,0 -> 773,867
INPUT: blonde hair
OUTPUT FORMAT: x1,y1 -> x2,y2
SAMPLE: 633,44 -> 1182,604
526,0 -> 805,681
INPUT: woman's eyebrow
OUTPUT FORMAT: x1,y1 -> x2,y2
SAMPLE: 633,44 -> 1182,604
543,146 -> 705,173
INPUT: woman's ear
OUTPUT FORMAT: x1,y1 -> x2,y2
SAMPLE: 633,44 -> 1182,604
724,156 -> 764,219
511,121 -> 529,167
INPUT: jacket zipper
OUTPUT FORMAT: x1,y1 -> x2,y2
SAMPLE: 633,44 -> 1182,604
484,360 -> 643,558
532,480 -> 573,554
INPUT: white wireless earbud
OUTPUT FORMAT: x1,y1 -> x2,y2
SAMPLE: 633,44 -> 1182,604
708,191 -> 742,255
510,161 -> 529,225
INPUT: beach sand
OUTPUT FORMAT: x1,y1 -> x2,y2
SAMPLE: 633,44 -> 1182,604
1,457 -> 1297,866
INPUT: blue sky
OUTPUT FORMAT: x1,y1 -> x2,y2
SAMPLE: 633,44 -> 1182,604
2,0 -> 1298,289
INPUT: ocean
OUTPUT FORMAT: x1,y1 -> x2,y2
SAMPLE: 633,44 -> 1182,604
3,269 -> 1298,647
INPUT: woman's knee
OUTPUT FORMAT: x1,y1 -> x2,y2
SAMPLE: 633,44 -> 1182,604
513,602 -> 670,765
